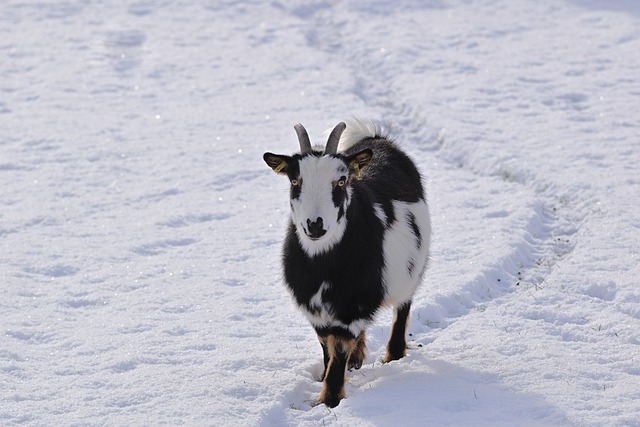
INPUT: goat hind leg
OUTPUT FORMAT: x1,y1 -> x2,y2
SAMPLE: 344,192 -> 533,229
385,302 -> 411,362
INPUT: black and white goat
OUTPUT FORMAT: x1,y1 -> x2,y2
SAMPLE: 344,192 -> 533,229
263,118 -> 431,408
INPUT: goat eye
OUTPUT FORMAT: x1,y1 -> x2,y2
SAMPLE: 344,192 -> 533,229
291,178 -> 301,187
337,179 -> 346,187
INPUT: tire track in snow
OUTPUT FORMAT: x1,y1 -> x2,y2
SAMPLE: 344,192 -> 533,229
387,92 -> 581,337
298,2 -> 585,342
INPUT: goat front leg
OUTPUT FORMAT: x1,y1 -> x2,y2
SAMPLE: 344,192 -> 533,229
348,331 -> 366,371
318,335 -> 355,408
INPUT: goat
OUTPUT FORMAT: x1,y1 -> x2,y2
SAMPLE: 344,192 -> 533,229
263,118 -> 431,408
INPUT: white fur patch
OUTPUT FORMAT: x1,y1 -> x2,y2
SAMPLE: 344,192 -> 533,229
381,200 -> 431,307
292,155 -> 350,257
373,203 -> 388,227
300,281 -> 370,338
302,281 -> 333,326
309,283 -> 325,309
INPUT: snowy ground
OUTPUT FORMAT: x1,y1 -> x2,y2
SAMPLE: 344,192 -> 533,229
1,0 -> 639,426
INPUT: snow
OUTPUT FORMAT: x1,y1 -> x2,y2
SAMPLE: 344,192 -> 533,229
1,0 -> 639,426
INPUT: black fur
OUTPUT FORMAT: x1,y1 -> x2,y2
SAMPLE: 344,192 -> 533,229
282,138 -> 424,320
272,130 -> 427,408
345,137 -> 424,204
282,137 -> 424,338
283,189 -> 386,338
408,212 -> 422,249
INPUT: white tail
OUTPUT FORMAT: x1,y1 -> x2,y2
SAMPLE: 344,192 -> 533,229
329,116 -> 382,153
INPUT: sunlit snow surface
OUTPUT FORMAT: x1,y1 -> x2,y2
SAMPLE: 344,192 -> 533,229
1,1 -> 639,426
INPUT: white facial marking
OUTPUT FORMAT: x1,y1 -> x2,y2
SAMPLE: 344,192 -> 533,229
291,155 -> 350,257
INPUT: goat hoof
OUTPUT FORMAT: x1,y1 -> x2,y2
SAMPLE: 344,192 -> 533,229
321,393 -> 342,408
348,359 -> 362,371
384,343 -> 407,363
383,351 -> 405,364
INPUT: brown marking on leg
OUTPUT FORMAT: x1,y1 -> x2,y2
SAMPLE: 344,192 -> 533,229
318,335 -> 329,381
348,331 -> 367,371
318,335 -> 356,408
384,302 -> 411,363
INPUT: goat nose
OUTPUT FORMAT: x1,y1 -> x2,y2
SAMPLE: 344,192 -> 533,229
306,217 -> 326,239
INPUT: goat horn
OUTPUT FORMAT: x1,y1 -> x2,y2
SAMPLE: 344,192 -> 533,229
324,122 -> 346,155
294,123 -> 312,155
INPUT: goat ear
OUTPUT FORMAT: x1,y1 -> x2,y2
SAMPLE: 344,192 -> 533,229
347,149 -> 373,180
263,152 -> 291,175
